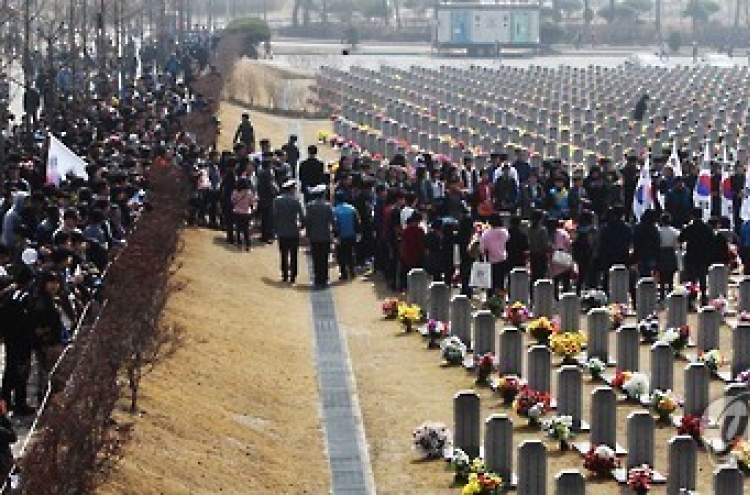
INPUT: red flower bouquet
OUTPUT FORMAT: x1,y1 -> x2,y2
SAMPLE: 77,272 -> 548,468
513,386 -> 551,425
676,414 -> 704,441
583,445 -> 619,477
475,353 -> 495,385
627,464 -> 653,494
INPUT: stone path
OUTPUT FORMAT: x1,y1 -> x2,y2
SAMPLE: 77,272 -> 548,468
307,258 -> 375,495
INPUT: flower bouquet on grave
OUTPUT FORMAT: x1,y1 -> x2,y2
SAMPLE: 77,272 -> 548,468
736,368 -> 750,384
627,464 -> 654,495
513,386 -> 552,427
583,445 -> 619,478
397,302 -> 422,332
621,372 -> 650,401
709,296 -> 729,318
585,357 -> 606,380
732,440 -> 750,473
461,472 -> 503,495
450,448 -> 484,484
382,297 -> 401,319
491,374 -> 525,406
504,301 -> 530,329
483,295 -> 506,319
541,415 -> 574,451
680,282 -> 700,309
676,414 -> 705,442
697,348 -> 725,374
649,389 -> 679,423
412,421 -> 452,459
426,319 -> 450,349
440,336 -> 467,366
609,303 -> 629,330
550,331 -> 586,364
474,352 -> 496,385
528,316 -> 559,346
637,314 -> 660,344
659,325 -> 690,355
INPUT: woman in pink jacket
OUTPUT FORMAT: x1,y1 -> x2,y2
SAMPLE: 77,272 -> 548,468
231,177 -> 256,251
549,219 -> 573,297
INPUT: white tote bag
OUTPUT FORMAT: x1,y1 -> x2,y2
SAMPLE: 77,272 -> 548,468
552,250 -> 574,269
469,261 -> 493,289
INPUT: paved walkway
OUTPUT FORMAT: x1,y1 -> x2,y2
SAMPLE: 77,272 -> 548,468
307,258 -> 376,495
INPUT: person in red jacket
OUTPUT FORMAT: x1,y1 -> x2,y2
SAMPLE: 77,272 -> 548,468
398,212 -> 426,292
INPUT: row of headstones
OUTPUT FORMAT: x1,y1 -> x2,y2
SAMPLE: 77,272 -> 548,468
453,390 -> 744,495
407,264 -> 734,332
319,66 -> 750,157
325,65 -> 750,135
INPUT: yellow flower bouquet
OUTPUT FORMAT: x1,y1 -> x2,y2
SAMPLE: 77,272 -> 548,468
397,303 -> 422,332
549,331 -> 586,363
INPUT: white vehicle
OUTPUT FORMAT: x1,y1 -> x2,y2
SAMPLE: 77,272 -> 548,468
624,53 -> 668,68
696,53 -> 737,68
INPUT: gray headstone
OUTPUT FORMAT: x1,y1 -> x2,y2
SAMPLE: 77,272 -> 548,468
697,306 -> 721,353
473,310 -> 496,356
683,363 -> 710,417
708,264 -> 729,300
518,441 -> 547,495
509,268 -> 531,307
407,268 -> 430,309
666,292 -> 688,329
590,387 -> 617,449
558,365 -> 584,430
485,414 -> 514,482
450,295 -> 472,348
533,280 -> 555,318
714,466 -> 744,495
667,436 -> 697,495
428,281 -> 451,322
625,411 -> 655,469
616,325 -> 640,372
636,278 -> 658,321
732,322 -> 750,379
453,390 -> 480,458
527,345 -> 552,394
738,277 -> 750,314
650,342 -> 675,392
554,470 -> 585,495
499,327 -> 524,376
608,265 -> 630,306
559,293 -> 581,332
587,308 -> 610,363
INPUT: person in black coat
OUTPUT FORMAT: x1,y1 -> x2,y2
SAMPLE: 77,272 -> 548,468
298,145 -> 326,203
0,269 -> 35,416
256,159 -> 278,243
632,209 -> 661,278
596,206 -> 632,290
219,160 -> 237,243
633,94 -> 649,122
679,208 -> 716,306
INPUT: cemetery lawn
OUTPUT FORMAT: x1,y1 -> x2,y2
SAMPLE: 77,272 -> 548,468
335,275 -> 734,494
97,105 -> 334,495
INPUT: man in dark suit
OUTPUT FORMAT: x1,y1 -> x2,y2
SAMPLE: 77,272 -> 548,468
256,158 -> 278,243
273,180 -> 305,284
305,185 -> 335,287
298,145 -> 326,202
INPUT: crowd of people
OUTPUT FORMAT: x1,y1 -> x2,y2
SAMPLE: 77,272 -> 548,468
192,131 -> 745,310
0,38 -> 214,484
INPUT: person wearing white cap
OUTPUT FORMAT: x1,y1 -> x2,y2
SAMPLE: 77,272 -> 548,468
273,180 -> 305,284
305,184 -> 334,287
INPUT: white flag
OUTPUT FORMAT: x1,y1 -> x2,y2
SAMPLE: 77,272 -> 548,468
632,155 -> 653,222
46,134 -> 88,186
669,140 -> 682,177
721,144 -> 733,227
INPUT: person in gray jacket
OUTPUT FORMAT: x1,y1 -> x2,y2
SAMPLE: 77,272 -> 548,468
305,184 -> 335,287
273,180 -> 305,284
